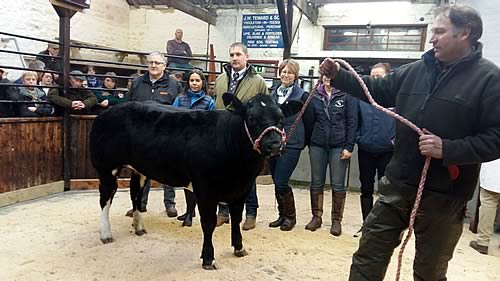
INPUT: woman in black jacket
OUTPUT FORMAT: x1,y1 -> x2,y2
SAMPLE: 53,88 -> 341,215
306,75 -> 358,236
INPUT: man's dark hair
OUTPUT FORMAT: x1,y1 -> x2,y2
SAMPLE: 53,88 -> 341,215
434,4 -> 483,44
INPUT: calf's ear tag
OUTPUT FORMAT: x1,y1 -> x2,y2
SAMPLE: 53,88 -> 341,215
260,101 -> 266,107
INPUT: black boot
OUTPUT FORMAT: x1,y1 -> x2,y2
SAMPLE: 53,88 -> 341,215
269,193 -> 285,228
179,189 -> 197,227
360,196 -> 373,222
354,196 -> 373,237
330,191 -> 346,236
305,189 -> 324,231
177,188 -> 197,221
280,191 -> 296,231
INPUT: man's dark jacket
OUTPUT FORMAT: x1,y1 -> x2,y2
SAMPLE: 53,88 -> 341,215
37,50 -> 61,71
129,71 -> 182,105
332,43 -> 500,201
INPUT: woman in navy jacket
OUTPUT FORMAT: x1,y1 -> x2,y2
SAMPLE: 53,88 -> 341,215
268,59 -> 314,231
306,75 -> 358,236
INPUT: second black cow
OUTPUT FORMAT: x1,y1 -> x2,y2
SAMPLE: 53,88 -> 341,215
90,93 -> 299,269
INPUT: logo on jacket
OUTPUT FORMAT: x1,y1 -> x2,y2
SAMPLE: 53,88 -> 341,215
334,100 -> 344,108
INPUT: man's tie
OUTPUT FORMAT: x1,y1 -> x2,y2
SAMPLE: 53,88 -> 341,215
229,72 -> 240,93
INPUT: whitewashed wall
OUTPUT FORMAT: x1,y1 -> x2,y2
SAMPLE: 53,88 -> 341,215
459,0 -> 500,65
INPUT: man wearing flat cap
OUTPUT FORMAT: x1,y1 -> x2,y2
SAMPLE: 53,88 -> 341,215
48,70 -> 97,114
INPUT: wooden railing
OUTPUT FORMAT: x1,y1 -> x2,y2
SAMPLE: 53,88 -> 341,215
0,117 -> 63,193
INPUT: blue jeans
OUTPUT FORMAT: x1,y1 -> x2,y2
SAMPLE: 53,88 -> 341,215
162,184 -> 176,208
270,148 -> 302,195
219,181 -> 258,217
140,180 -> 175,209
309,146 -> 349,192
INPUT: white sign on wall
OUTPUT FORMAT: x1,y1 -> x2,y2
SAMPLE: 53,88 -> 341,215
242,14 -> 284,48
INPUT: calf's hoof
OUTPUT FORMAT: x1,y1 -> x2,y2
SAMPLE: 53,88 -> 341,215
202,260 -> 217,270
234,248 -> 248,257
100,237 -> 114,244
135,229 -> 148,236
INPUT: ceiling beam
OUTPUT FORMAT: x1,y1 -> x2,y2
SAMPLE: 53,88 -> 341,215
166,0 -> 217,25
232,0 -> 240,9
293,0 -> 318,24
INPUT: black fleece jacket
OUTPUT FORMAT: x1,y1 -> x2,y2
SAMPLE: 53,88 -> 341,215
332,43 -> 500,201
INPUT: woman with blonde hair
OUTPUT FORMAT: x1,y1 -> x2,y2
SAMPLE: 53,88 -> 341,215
10,71 -> 54,117
268,59 -> 314,231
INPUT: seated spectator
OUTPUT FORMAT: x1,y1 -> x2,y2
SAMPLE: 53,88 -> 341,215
166,28 -> 193,71
94,72 -> 128,110
15,60 -> 46,84
37,43 -> 61,72
0,68 -> 16,117
9,71 -> 54,117
127,72 -> 141,90
83,65 -> 102,88
48,70 -> 97,114
39,72 -> 55,95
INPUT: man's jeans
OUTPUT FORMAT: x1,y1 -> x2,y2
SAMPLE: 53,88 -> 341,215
218,181 -> 258,218
309,146 -> 349,192
167,62 -> 193,71
140,179 -> 175,209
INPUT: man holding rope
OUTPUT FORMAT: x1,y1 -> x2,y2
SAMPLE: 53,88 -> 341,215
320,4 -> 500,281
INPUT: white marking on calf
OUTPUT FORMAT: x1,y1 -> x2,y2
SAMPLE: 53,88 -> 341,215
133,211 -> 145,234
100,199 -> 112,242
260,101 -> 266,107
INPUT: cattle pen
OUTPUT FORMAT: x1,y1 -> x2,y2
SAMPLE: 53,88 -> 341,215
2,1 -> 500,280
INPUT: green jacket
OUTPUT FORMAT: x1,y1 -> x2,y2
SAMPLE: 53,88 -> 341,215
48,88 -> 97,112
214,64 -> 269,109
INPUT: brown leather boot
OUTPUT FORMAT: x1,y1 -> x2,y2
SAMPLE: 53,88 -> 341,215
330,191 -> 346,236
305,189 -> 324,231
269,193 -> 285,228
280,191 -> 296,231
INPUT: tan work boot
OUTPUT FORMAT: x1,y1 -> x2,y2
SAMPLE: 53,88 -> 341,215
242,216 -> 256,230
469,241 -> 488,254
216,215 -> 229,227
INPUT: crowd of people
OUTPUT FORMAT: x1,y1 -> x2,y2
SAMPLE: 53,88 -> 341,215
1,4 -> 499,280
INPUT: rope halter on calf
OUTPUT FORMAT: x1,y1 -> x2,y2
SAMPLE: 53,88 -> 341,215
244,122 -> 287,154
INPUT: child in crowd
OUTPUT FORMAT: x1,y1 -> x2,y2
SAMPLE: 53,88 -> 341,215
172,69 -> 214,226
84,65 -> 101,88
94,72 -> 127,111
